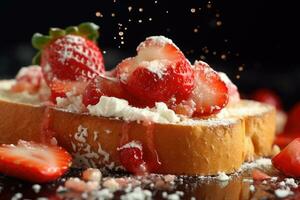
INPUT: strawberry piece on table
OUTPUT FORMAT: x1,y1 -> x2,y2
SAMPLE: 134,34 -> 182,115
11,66 -> 44,94
284,103 -> 300,133
116,36 -> 194,107
191,61 -> 229,117
272,138 -> 300,177
252,169 -> 271,181
0,140 -> 72,183
251,88 -> 282,110
31,22 -> 105,98
118,141 -> 147,175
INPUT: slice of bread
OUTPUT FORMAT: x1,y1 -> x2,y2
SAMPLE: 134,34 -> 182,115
0,80 -> 275,175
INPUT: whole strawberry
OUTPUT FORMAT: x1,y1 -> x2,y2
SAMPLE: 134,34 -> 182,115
32,22 -> 105,98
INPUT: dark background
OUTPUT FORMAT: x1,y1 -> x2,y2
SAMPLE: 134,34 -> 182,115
0,0 -> 299,109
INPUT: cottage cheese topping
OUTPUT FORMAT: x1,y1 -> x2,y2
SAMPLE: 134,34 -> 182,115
87,96 -> 181,124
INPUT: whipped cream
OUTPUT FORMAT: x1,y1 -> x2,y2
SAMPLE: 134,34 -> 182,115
87,96 -> 181,124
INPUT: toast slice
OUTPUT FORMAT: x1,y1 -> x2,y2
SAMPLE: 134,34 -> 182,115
0,80 -> 275,175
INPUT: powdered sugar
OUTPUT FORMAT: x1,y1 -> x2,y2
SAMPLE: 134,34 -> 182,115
118,141 -> 143,151
137,36 -> 176,51
72,125 -> 113,168
139,59 -> 169,79
56,90 -> 86,113
217,100 -> 272,118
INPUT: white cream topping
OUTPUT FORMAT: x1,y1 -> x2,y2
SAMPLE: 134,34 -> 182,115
87,96 -> 181,124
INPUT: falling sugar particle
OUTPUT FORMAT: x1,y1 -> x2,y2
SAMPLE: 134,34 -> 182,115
95,12 -> 103,17
216,13 -> 220,17
200,55 -> 206,60
113,37 -> 117,40
191,8 -> 196,13
221,54 -> 227,60
128,6 -> 132,12
119,31 -> 124,36
207,1 -> 212,8
238,66 -> 244,71
154,0 -> 158,3
193,28 -> 199,33
236,75 -> 240,79
118,45 -> 121,48
202,46 -> 209,54
121,41 -> 124,44
128,19 -> 132,22
216,21 -> 222,26
139,8 -> 143,12
120,36 -> 124,40
138,19 -> 142,23
212,51 -> 217,55
111,13 -> 116,17
124,27 -> 128,30
103,50 -> 107,54
166,10 -> 169,14
149,17 -> 152,21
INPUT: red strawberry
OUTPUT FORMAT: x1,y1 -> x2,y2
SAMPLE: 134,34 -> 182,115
116,36 -> 194,107
118,141 -> 147,175
82,74 -> 128,106
11,66 -> 44,94
191,61 -> 229,117
32,23 -> 105,99
251,89 -> 282,110
0,140 -> 72,183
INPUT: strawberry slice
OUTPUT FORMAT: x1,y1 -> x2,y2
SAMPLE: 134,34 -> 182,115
272,138 -> 300,177
11,66 -> 44,94
116,36 -> 194,107
118,141 -> 147,175
0,140 -> 72,183
190,61 -> 229,117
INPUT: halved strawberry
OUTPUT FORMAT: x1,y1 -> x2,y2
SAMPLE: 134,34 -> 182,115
118,141 -> 147,175
116,36 -> 194,107
11,66 -> 44,94
0,140 -> 72,183
190,61 -> 229,117
32,22 -> 105,99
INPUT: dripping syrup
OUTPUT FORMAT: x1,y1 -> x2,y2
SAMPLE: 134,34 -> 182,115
118,121 -> 161,175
